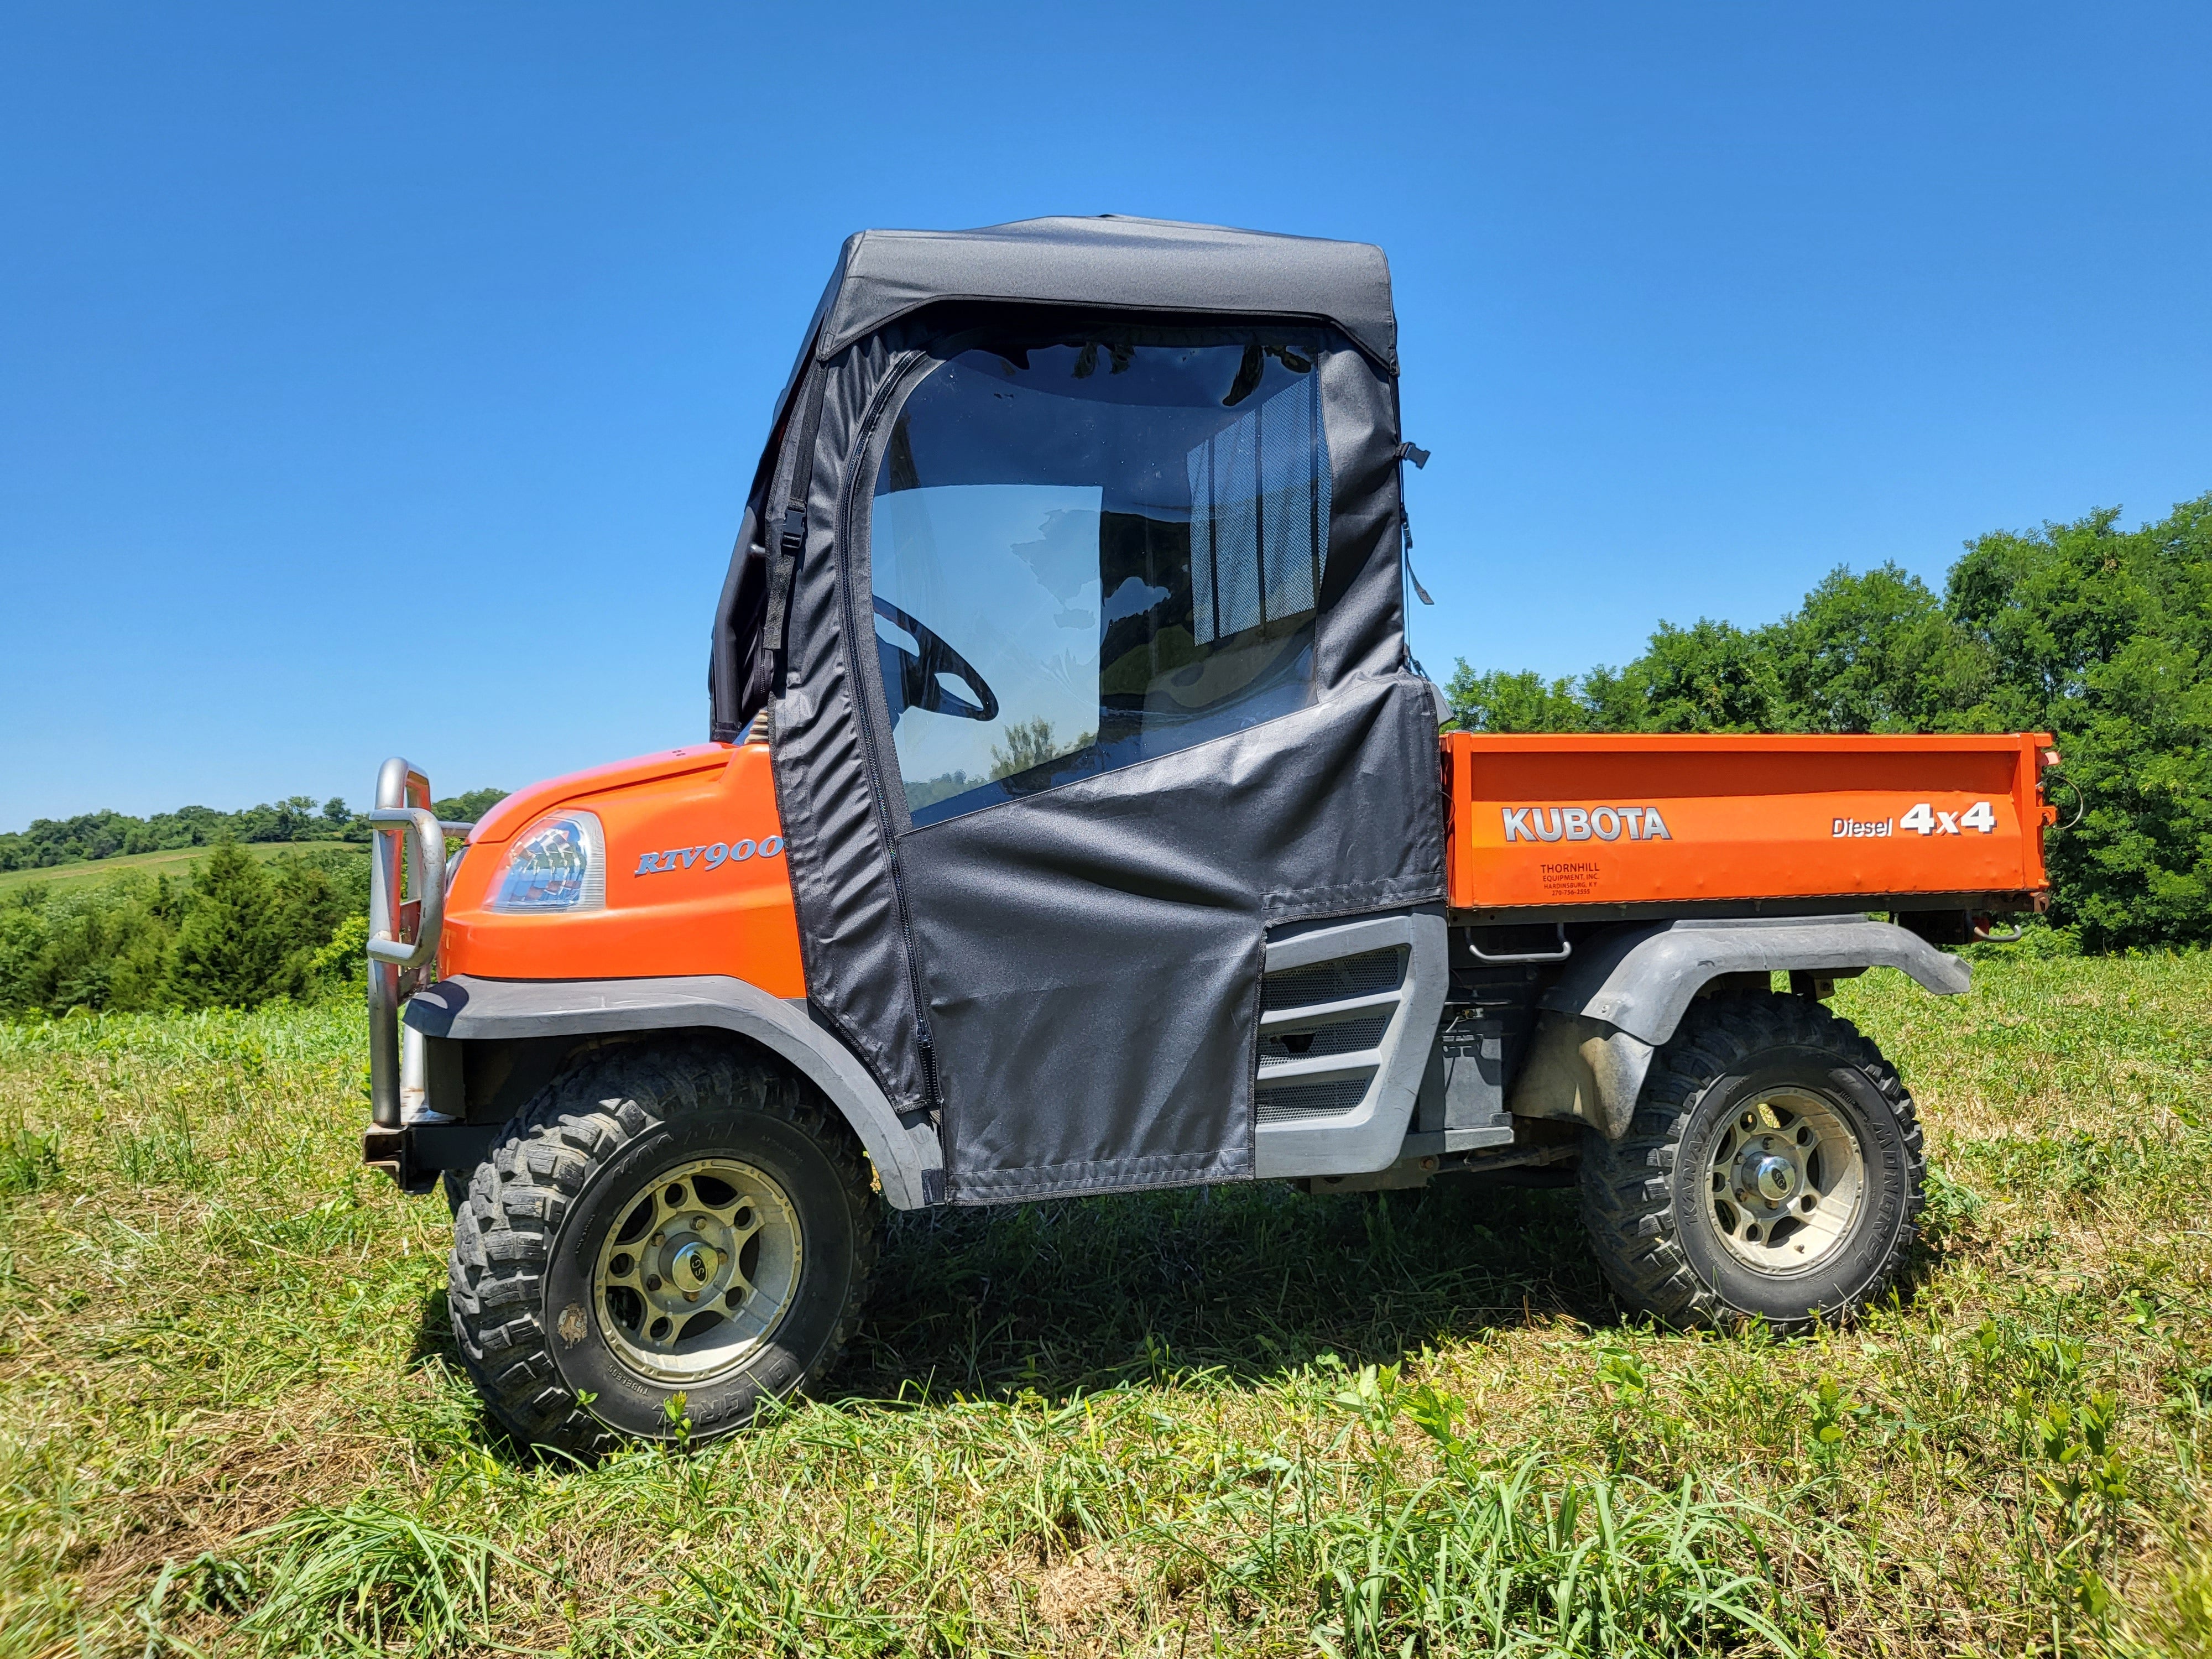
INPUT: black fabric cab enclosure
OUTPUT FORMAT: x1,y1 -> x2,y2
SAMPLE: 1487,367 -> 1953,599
712,217 -> 1444,1202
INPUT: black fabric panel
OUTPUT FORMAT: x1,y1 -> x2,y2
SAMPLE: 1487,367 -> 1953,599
1315,349 -> 1413,687
765,336 -> 932,1115
819,217 -> 1397,372
905,673 -> 1443,1203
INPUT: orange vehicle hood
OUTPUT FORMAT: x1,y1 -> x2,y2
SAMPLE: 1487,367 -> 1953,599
468,745 -> 735,844
440,739 -> 805,997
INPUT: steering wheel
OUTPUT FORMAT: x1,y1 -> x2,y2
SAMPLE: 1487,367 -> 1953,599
872,596 -> 1000,723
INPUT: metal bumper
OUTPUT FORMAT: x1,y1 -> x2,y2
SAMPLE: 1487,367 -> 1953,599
363,755 -> 469,1186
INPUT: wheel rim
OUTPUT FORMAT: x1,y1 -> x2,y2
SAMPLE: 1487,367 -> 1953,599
592,1157 -> 802,1385
1706,1090 -> 1865,1275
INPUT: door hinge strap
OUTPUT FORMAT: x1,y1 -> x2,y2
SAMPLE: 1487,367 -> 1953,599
764,365 -> 830,682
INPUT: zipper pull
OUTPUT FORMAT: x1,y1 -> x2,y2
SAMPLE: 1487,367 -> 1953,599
1397,440 -> 1434,604
1403,515 -> 1434,606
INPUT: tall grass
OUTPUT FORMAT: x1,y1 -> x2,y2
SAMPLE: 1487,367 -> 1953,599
1316,1462 -> 1801,1659
0,958 -> 2208,1655
224,1503 -> 524,1655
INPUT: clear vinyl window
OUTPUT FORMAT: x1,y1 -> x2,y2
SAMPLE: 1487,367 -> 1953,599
868,330 -> 1333,825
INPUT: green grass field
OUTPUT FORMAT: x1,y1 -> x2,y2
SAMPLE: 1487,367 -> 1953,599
1,956 -> 2208,1656
0,841 -> 368,896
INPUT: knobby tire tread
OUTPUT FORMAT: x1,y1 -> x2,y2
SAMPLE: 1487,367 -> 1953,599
447,1039 -> 881,1456
1578,992 -> 1926,1333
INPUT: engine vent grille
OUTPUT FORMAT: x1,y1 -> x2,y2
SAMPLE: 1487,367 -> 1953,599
1251,911 -> 1443,1180
1259,1014 -> 1391,1061
1255,944 -> 1410,1128
1255,1079 -> 1374,1123
1260,947 -> 1404,1012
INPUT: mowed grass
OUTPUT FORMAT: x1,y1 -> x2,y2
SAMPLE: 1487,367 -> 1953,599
1,955 -> 2209,1657
0,842 -> 368,896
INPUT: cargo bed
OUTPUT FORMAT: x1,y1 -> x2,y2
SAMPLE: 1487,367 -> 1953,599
1442,731 -> 2056,922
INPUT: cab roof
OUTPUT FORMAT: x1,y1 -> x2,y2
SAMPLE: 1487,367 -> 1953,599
807,215 -> 1398,372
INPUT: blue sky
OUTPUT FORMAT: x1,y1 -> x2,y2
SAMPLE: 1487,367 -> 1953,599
3,2 -> 2207,827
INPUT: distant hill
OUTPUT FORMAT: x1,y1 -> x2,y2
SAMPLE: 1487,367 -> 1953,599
0,840 -> 366,897
0,788 -> 507,874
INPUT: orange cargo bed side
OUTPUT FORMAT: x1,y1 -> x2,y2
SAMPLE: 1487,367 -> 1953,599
1442,731 -> 2056,917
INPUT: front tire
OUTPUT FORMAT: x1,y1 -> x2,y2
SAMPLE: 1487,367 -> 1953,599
447,1040 -> 880,1454
1579,992 -> 1924,1333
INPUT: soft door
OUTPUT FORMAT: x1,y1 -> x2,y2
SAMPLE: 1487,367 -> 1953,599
852,327 -> 1444,1201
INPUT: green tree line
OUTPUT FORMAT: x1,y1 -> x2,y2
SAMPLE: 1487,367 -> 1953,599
0,787 -> 507,873
0,844 -> 373,1018
1448,495 -> 2212,951
1,786 -> 505,1019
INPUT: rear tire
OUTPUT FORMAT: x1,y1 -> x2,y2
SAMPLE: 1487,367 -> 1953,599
447,1040 -> 880,1455
1579,992 -> 1923,1333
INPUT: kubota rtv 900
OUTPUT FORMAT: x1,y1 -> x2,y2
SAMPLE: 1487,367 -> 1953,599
362,217 -> 2054,1453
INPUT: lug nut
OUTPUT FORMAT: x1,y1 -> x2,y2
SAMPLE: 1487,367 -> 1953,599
685,1290 -> 699,1302
645,1275 -> 662,1292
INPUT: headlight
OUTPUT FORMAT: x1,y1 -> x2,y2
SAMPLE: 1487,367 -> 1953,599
484,811 -> 606,912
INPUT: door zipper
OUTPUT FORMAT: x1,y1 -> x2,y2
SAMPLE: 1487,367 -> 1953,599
834,352 -> 942,1110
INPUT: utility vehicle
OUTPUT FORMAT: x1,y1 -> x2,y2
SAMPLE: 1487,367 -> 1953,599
363,217 -> 2055,1453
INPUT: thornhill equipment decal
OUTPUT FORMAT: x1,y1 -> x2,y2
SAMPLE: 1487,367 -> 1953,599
635,837 -> 785,875
1501,806 -> 1672,843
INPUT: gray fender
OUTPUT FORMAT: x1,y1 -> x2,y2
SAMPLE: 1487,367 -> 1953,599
1507,915 -> 1971,1141
403,974 -> 942,1209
